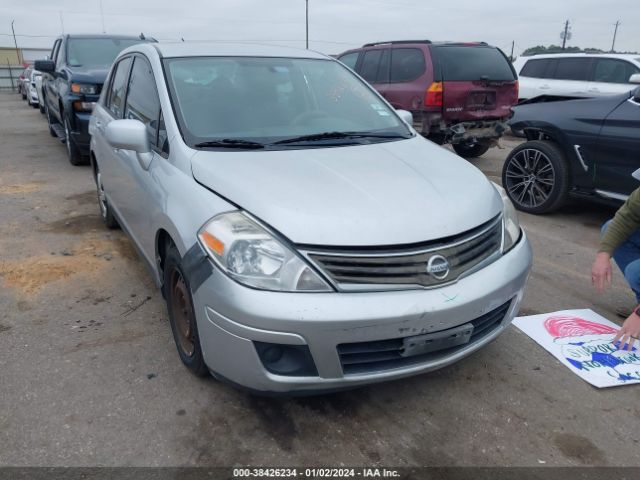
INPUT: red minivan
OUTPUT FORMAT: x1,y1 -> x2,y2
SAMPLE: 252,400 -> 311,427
338,40 -> 518,157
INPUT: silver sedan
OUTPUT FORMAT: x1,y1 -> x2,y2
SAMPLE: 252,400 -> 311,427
89,42 -> 532,394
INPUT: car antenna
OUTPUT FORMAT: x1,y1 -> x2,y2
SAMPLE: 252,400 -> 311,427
139,33 -> 146,40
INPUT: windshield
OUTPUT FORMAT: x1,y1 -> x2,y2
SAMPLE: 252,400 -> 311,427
433,46 -> 516,81
164,56 -> 411,148
67,38 -> 144,68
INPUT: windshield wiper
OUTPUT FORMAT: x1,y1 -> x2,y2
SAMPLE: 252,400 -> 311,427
194,139 -> 265,149
273,131 -> 410,145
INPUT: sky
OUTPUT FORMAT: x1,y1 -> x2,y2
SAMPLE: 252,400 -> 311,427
1,0 -> 638,57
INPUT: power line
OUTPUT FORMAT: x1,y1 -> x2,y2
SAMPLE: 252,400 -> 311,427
0,32 -> 355,46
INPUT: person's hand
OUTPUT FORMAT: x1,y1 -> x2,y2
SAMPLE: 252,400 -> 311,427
591,252 -> 612,293
613,309 -> 640,351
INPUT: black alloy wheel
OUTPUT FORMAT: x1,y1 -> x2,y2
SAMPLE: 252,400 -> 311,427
502,140 -> 569,214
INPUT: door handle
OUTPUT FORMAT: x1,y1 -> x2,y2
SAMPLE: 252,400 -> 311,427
539,84 -> 550,90
588,88 -> 600,93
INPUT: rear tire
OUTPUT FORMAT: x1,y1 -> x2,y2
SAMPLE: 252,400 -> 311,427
502,140 -> 569,214
453,140 -> 491,158
163,246 -> 209,377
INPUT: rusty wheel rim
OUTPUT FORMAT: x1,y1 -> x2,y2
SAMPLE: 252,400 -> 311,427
170,268 -> 195,357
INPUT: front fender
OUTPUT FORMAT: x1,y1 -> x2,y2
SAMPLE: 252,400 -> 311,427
148,155 -> 236,285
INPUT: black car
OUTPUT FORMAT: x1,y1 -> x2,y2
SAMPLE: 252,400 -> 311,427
35,34 -> 153,165
502,87 -> 640,213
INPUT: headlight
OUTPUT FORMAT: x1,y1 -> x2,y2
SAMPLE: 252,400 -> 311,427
493,183 -> 521,253
71,83 -> 98,94
198,211 -> 332,292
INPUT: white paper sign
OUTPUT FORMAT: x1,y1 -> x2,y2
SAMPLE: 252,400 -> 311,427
512,309 -> 640,388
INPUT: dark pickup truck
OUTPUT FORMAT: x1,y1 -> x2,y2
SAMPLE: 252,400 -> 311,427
35,34 -> 153,165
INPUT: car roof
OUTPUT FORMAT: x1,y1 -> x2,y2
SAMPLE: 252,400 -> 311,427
521,53 -> 640,61
150,42 -> 330,60
63,33 -> 148,40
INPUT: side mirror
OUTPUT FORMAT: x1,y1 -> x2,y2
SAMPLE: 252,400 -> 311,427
396,109 -> 413,126
105,119 -> 153,169
633,168 -> 640,181
34,59 -> 55,73
629,73 -> 640,85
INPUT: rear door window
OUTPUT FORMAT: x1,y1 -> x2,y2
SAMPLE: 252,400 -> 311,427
106,56 -> 132,118
358,49 -> 389,83
390,48 -> 425,82
519,58 -> 549,78
377,49 -> 390,83
593,58 -> 640,84
553,58 -> 591,81
432,46 -> 515,81
338,52 -> 359,70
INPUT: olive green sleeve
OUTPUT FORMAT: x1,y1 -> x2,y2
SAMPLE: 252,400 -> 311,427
599,187 -> 640,255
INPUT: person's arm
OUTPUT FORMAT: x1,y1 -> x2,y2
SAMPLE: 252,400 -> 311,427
592,251 -> 612,293
600,188 -> 640,255
592,188 -> 640,293
613,305 -> 640,351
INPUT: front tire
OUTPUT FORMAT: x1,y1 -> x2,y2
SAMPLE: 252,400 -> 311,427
64,116 -> 86,166
163,247 -> 209,377
502,140 -> 569,214
453,140 -> 491,158
45,101 -> 57,137
95,167 -> 118,229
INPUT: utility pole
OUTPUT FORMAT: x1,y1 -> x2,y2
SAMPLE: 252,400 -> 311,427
611,20 -> 620,53
59,11 -> 65,34
99,0 -> 106,34
11,20 -> 21,66
561,19 -> 570,50
305,0 -> 309,49
510,41 -> 515,62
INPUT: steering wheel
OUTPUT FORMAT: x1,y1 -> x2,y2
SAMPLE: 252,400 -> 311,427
292,110 -> 329,125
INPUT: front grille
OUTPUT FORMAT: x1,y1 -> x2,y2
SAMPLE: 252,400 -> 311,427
306,215 -> 502,290
337,300 -> 512,375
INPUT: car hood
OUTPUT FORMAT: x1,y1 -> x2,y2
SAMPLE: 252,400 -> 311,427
67,67 -> 109,85
191,136 -> 502,246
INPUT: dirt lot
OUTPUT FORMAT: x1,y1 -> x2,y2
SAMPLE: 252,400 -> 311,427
1,91 -> 639,467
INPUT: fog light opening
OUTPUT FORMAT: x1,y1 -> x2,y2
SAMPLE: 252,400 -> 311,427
254,341 -> 318,377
